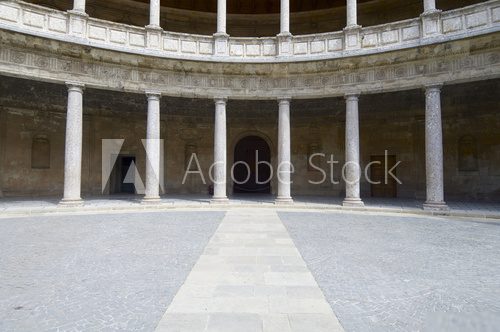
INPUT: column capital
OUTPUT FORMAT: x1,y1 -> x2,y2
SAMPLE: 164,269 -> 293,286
66,81 -> 85,91
345,93 -> 360,100
424,84 -> 443,94
214,96 -> 228,104
146,91 -> 162,99
277,96 -> 292,104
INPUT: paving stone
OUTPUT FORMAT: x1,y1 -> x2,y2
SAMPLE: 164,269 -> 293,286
280,211 -> 500,331
0,211 -> 223,332
206,313 -> 263,332
156,209 -> 342,331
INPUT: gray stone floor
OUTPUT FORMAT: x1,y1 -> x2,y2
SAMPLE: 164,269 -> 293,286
1,195 -> 499,219
0,211 -> 224,332
1,209 -> 500,332
280,212 -> 500,332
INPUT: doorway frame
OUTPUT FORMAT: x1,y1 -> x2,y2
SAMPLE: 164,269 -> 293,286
229,131 -> 275,195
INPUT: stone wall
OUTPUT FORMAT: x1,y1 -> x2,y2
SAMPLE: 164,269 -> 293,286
0,76 -> 498,201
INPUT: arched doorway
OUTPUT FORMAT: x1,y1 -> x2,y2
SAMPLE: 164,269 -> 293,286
233,136 -> 271,194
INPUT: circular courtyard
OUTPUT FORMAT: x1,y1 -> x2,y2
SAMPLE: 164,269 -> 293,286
0,209 -> 498,331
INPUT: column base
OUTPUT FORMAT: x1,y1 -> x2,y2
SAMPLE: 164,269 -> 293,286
275,197 -> 294,205
59,198 -> 84,207
67,9 -> 89,17
145,24 -> 163,31
210,197 -> 229,204
141,197 -> 161,205
342,198 -> 364,207
420,9 -> 442,17
423,201 -> 449,212
343,24 -> 361,31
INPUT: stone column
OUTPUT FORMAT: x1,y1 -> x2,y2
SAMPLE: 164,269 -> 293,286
420,0 -> 441,37
212,97 -> 228,203
344,0 -> 361,50
276,97 -> 293,204
423,0 -> 437,13
280,0 -> 290,36
343,94 -> 364,207
68,0 -> 88,37
216,0 -> 227,35
60,82 -> 85,205
0,110 -> 5,198
148,0 -> 161,29
423,85 -> 448,211
214,0 -> 229,56
346,0 -> 358,28
143,91 -> 161,203
72,0 -> 86,13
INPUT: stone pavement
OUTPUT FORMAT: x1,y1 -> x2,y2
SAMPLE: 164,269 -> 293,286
1,195 -> 499,219
280,211 -> 500,332
155,209 -> 344,332
1,208 -> 500,331
0,211 -> 223,331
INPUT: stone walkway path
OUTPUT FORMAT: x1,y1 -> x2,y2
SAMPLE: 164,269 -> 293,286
1,195 -> 499,219
155,209 -> 344,332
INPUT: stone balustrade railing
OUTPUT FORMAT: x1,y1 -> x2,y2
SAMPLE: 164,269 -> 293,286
0,0 -> 499,62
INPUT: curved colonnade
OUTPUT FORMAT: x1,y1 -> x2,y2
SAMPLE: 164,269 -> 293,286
0,0 -> 499,209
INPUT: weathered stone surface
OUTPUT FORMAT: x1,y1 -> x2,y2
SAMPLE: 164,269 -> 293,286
0,77 -> 499,200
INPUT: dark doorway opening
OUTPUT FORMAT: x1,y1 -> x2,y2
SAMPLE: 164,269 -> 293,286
233,136 -> 271,194
110,155 -> 137,194
370,155 -> 397,198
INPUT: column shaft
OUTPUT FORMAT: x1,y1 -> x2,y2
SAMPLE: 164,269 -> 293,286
424,85 -> 448,210
217,0 -> 227,35
0,110 -> 5,198
343,94 -> 364,206
144,92 -> 161,201
61,82 -> 84,204
212,97 -> 228,202
149,0 -> 161,28
346,0 -> 358,28
73,0 -> 85,13
423,0 -> 437,13
276,98 -> 293,204
280,0 -> 290,35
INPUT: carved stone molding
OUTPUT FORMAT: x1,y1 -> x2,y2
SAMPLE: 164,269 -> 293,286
0,30 -> 498,100
0,0 -> 498,63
